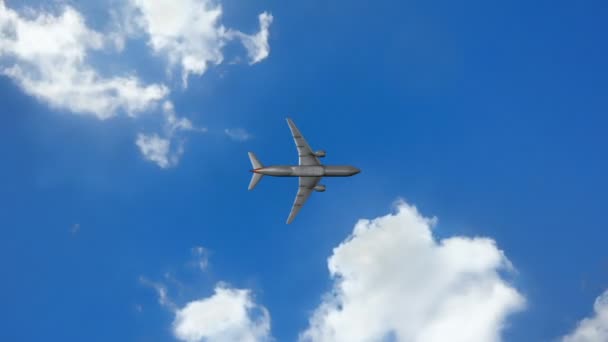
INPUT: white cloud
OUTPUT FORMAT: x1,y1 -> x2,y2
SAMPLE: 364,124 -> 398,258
224,128 -> 252,142
140,276 -> 178,311
136,133 -> 176,168
0,2 -> 199,169
1,1 -> 269,169
192,246 -> 210,271
229,12 -> 273,64
164,101 -> 193,132
136,100 -> 203,168
300,200 -> 525,342
0,1 -> 168,119
127,0 -> 272,87
145,201 -> 525,341
144,247 -> 271,342
173,286 -> 271,342
562,290 -> 608,342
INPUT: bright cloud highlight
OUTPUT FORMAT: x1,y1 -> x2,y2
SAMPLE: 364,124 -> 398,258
0,1 -> 168,120
300,200 -> 525,342
173,286 -> 271,342
127,0 -> 273,87
0,0 -> 273,168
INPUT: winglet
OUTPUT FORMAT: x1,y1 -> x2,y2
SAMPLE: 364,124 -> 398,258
286,208 -> 299,224
286,118 -> 299,136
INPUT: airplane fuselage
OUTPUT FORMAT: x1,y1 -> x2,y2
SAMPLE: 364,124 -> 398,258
253,165 -> 360,177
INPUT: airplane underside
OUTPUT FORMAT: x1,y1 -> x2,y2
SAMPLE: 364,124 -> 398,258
248,118 -> 359,223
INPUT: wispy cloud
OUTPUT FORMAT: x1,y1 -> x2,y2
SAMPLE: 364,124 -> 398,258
228,12 -> 273,65
136,101 -> 204,168
70,223 -> 80,235
140,276 -> 178,311
224,128 -> 252,142
191,246 -> 210,271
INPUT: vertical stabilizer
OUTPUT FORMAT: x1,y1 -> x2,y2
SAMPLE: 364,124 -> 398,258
248,152 -> 264,190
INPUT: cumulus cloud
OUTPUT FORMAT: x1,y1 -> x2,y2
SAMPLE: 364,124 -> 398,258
143,245 -> 271,342
224,128 -> 252,142
562,290 -> 608,342
173,286 -> 271,342
0,1 -> 272,168
0,1 -> 200,169
0,1 -> 168,119
144,272 -> 270,341
127,0 -> 272,87
144,201 -> 526,341
300,200 -> 525,342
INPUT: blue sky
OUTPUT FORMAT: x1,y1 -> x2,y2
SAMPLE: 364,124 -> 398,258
1,0 -> 608,341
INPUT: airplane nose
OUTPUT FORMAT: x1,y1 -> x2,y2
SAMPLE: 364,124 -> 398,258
353,167 -> 361,174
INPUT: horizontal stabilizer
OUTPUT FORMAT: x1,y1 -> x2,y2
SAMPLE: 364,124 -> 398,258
248,152 -> 264,190
248,172 -> 263,190
248,152 -> 263,170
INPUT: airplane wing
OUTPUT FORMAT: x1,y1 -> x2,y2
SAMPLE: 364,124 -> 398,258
286,176 -> 321,224
286,118 -> 321,166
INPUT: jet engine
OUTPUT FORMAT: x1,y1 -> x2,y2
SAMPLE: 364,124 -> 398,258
314,150 -> 326,157
314,185 -> 326,192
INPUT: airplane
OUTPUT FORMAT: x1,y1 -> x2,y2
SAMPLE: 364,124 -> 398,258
248,118 -> 360,224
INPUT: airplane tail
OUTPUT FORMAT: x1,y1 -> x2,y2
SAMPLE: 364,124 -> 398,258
248,152 -> 264,190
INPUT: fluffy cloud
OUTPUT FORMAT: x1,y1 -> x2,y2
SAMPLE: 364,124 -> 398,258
300,200 -> 525,342
562,290 -> 608,342
173,286 -> 271,342
146,201 -> 525,341
0,1 -> 273,168
0,1 -> 168,119
144,247 -> 271,342
0,1 -> 194,168
127,0 -> 272,87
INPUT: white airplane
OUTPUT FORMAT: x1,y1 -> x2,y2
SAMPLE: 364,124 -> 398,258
248,118 -> 360,223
